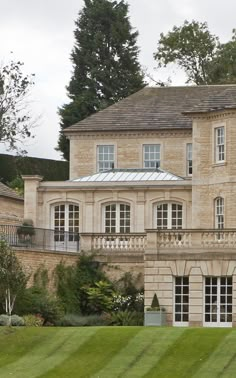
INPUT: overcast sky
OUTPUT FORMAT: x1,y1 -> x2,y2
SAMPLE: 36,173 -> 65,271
0,0 -> 236,160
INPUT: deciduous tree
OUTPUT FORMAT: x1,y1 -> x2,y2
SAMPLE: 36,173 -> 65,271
0,240 -> 28,322
154,20 -> 219,85
0,60 -> 35,152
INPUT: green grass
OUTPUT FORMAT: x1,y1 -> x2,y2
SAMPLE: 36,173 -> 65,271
0,327 -> 235,377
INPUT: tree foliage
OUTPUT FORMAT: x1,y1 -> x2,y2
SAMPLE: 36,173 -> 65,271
154,20 -> 236,85
0,60 -> 35,152
54,254 -> 108,314
208,29 -> 236,84
0,240 -> 28,318
154,20 -> 219,85
57,0 -> 145,160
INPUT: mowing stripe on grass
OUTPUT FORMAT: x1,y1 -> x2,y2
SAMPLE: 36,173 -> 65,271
93,327 -> 185,378
193,329 -> 236,378
144,328 -> 230,378
40,327 -> 141,378
0,327 -> 62,368
0,327 -> 98,378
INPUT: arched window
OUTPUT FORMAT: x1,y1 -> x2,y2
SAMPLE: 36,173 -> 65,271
156,203 -> 183,229
215,197 -> 224,229
53,203 -> 79,242
104,203 -> 130,233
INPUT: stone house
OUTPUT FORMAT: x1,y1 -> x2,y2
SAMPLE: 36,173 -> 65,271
23,85 -> 236,327
0,182 -> 23,224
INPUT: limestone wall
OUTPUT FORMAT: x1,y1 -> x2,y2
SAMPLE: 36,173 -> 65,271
145,254 -> 236,326
33,185 -> 192,232
192,111 -> 236,228
0,197 -> 23,225
15,248 -> 144,289
69,130 -> 192,179
15,248 -> 78,289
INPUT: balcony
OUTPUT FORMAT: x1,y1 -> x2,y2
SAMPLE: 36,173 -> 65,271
0,224 -> 80,253
146,229 -> 236,255
2,224 -> 236,255
79,233 -> 146,253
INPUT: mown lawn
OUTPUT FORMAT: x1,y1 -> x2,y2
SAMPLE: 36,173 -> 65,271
0,326 -> 235,377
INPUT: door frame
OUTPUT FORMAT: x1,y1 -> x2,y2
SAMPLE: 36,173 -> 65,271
203,276 -> 232,328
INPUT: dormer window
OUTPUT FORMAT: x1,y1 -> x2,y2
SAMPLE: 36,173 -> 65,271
143,144 -> 160,168
97,145 -> 114,172
215,127 -> 225,163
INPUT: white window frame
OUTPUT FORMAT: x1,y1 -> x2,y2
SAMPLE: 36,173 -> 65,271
143,144 -> 161,169
174,276 -> 189,326
215,197 -> 224,229
215,126 -> 225,163
52,203 -> 79,242
204,276 -> 232,327
186,143 -> 192,176
103,203 -> 130,233
155,202 -> 183,230
97,145 -> 115,172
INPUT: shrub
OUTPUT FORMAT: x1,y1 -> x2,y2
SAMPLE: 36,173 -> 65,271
23,314 -> 44,327
10,315 -> 25,326
58,314 -> 108,327
15,286 -> 64,325
0,314 -> 25,326
0,314 -> 10,326
112,293 -> 144,312
110,310 -> 143,326
54,255 -> 110,315
17,219 -> 35,238
151,293 -> 160,309
85,281 -> 114,314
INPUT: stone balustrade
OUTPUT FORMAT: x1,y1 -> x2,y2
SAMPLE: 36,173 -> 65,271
146,229 -> 236,252
79,233 -> 146,252
3,224 -> 236,254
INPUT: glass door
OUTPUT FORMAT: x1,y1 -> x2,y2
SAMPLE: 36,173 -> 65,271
204,277 -> 232,327
174,277 -> 189,326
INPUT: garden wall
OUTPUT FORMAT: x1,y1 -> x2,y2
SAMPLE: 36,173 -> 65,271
14,249 -> 144,289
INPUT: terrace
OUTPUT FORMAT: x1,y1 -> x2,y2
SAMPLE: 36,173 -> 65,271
1,225 -> 236,255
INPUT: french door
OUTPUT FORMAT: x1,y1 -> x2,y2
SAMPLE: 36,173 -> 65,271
204,277 -> 232,327
53,204 -> 79,251
174,277 -> 189,326
104,204 -> 130,233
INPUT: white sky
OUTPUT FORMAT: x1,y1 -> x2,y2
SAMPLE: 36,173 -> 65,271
0,0 -> 236,160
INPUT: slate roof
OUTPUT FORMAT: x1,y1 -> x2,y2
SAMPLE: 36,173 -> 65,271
71,169 -> 184,183
64,85 -> 236,134
0,182 -> 23,201
184,86 -> 236,114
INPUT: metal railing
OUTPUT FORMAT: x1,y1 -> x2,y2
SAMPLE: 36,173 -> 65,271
0,224 -> 80,253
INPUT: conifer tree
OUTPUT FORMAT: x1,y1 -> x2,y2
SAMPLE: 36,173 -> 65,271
57,0 -> 145,160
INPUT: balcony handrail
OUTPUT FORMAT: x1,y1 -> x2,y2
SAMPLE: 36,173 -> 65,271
0,224 -> 80,253
84,232 -> 147,252
145,228 -> 236,233
147,228 -> 236,250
